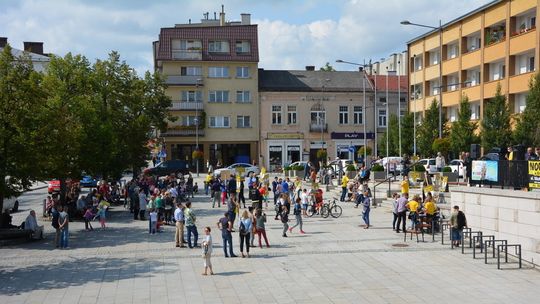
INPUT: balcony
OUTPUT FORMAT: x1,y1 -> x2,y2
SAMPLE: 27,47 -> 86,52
484,80 -> 507,99
462,85 -> 481,101
442,57 -> 459,75
171,50 -> 202,60
160,128 -> 204,137
462,49 -> 481,70
310,123 -> 328,132
510,28 -> 536,55
484,40 -> 506,63
509,72 -> 535,94
165,75 -> 203,86
170,101 -> 203,111
442,90 -> 460,107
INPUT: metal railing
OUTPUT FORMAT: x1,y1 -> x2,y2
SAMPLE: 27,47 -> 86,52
309,123 -> 328,132
170,101 -> 203,111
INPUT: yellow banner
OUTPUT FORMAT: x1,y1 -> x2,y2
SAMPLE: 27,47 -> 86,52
529,161 -> 540,188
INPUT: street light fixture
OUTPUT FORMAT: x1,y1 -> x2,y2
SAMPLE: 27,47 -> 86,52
401,19 -> 443,139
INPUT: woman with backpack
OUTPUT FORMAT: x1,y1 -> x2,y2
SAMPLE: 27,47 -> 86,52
450,205 -> 467,247
239,210 -> 252,258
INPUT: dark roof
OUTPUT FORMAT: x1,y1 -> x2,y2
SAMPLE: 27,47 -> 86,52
258,70 -> 372,92
407,0 -> 502,44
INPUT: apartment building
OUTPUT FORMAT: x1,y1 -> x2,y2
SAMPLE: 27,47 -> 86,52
153,11 -> 259,167
368,51 -> 409,76
406,0 -> 539,125
0,37 -> 50,72
259,67 -> 408,171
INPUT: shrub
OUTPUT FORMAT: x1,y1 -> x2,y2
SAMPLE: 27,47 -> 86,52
316,149 -> 327,161
357,146 -> 372,156
413,164 -> 426,172
371,164 -> 384,172
442,166 -> 452,173
291,165 -> 304,171
284,166 -> 291,171
346,164 -> 356,171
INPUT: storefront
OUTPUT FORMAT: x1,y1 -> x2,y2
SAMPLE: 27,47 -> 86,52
331,132 -> 374,162
265,133 -> 304,172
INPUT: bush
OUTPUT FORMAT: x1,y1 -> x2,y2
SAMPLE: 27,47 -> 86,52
290,165 -> 304,171
316,149 -> 327,161
371,164 -> 384,172
284,166 -> 291,171
346,164 -> 356,171
413,164 -> 426,172
357,146 -> 372,156
442,166 -> 452,173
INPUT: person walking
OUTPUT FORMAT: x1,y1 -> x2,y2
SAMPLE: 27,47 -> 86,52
395,193 -> 408,233
392,193 -> 400,231
238,178 -> 246,208
204,172 -> 212,196
201,226 -> 214,275
184,202 -> 198,248
217,212 -> 237,257
83,207 -> 94,231
289,198 -> 305,234
239,210 -> 252,258
211,178 -> 221,208
138,189 -> 147,220
361,190 -> 371,229
450,205 -> 467,247
58,205 -> 69,249
255,209 -> 270,248
281,205 -> 289,237
174,203 -> 185,247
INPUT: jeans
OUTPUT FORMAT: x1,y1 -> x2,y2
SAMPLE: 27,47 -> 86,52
239,232 -> 250,253
150,221 -> 157,234
409,212 -> 417,229
257,228 -> 270,247
282,222 -> 289,235
186,225 -> 198,248
212,192 -> 220,208
291,214 -> 303,231
340,187 -> 347,201
396,211 -> 407,231
222,233 -> 234,256
204,183 -> 209,195
60,228 -> 69,248
362,208 -> 370,226
392,212 -> 398,230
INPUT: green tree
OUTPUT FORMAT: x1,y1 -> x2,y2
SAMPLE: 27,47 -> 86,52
0,45 -> 46,214
432,137 -> 451,158
400,112 -> 415,156
449,94 -> 478,155
319,62 -> 335,71
378,114 -> 399,156
514,72 -> 540,146
417,99 -> 445,157
481,84 -> 512,152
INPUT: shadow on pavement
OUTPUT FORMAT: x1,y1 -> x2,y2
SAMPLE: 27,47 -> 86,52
214,271 -> 250,276
0,257 -> 175,295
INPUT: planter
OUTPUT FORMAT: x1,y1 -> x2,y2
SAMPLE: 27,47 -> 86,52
290,170 -> 304,178
373,171 -> 386,180
346,171 -> 357,179
443,171 -> 458,183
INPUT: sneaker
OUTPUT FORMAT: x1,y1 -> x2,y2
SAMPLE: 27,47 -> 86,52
288,228 -> 292,233
282,234 -> 287,237
300,230 -> 305,234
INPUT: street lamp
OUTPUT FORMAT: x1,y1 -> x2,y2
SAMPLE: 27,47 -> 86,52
413,54 -> 417,156
336,59 -> 370,164
195,78 -> 202,177
401,19 -> 443,139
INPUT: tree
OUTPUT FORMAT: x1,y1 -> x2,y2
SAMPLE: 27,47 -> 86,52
514,72 -> 540,147
319,62 -> 335,71
400,112 -> 415,156
449,94 -> 478,156
417,99 -> 445,157
432,137 -> 451,158
0,44 -> 46,215
481,84 -> 512,152
378,114 -> 399,156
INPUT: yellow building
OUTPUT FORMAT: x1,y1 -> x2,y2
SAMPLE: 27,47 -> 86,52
406,0 -> 539,126
153,11 -> 259,168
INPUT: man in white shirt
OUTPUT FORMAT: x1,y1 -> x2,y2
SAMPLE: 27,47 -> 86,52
174,203 -> 185,247
24,210 -> 44,239
435,152 -> 446,172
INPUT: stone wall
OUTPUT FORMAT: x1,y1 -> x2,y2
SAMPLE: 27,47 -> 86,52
451,186 -> 540,265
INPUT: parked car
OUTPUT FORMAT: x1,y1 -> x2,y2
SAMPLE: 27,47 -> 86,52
418,158 -> 438,175
448,159 -> 465,177
289,161 -> 308,170
80,175 -> 98,188
48,179 -> 80,194
144,160 -> 190,177
3,195 -> 20,212
213,163 -> 260,178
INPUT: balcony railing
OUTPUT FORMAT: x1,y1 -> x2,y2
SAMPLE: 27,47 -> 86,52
171,50 -> 202,60
165,75 -> 203,86
160,129 -> 204,137
170,101 -> 203,111
310,123 -> 328,132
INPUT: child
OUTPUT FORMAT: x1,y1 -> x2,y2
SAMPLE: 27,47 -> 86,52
289,198 -> 304,234
149,208 -> 158,234
83,208 -> 94,231
94,206 -> 107,229
281,205 -> 289,237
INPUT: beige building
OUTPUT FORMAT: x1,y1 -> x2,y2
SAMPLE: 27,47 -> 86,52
258,68 -> 408,171
153,11 -> 259,167
406,0 -> 539,126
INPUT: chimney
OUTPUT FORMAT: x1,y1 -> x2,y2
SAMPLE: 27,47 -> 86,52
241,13 -> 251,25
305,66 -> 315,71
219,5 -> 225,26
23,41 -> 44,55
0,37 -> 7,48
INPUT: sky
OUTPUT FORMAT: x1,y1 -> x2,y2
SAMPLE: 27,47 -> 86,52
0,0 -> 493,75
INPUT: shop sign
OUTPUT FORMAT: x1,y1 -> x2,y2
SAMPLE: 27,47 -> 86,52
331,132 -> 375,139
267,133 -> 304,139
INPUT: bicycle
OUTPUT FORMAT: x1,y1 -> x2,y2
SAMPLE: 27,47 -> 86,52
321,198 -> 343,218
307,200 -> 324,217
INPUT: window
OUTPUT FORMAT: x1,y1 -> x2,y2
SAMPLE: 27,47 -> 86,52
209,116 -> 230,128
209,90 -> 229,103
339,106 -> 349,124
414,57 -> 423,71
378,109 -> 387,127
517,53 -> 535,74
467,33 -> 481,52
180,66 -> 202,76
429,50 -> 440,65
447,42 -> 459,59
208,66 -> 229,78
429,80 -> 440,96
181,115 -> 198,126
447,74 -> 459,91
181,90 -> 202,102
236,91 -> 251,103
235,40 -> 251,54
272,105 -> 282,124
236,66 -> 249,78
237,115 -> 251,128
470,102 -> 480,120
287,105 -> 297,124
514,94 -> 527,114
448,106 -> 457,122
208,40 -> 230,53
489,62 -> 505,80
353,106 -> 363,124
171,39 -> 202,59
466,69 -> 481,86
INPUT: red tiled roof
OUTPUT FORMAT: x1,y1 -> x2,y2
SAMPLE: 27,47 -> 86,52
156,25 -> 259,62
368,75 -> 408,92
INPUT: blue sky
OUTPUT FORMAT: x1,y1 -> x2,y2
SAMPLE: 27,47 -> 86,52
0,0 -> 492,75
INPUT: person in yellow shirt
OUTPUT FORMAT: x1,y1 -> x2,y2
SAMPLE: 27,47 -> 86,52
205,172 -> 213,196
340,175 -> 349,202
400,175 -> 409,196
406,195 -> 420,229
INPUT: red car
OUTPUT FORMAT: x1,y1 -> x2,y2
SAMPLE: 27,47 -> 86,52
48,179 -> 79,194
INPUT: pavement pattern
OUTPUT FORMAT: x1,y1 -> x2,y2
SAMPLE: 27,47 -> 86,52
1,177 -> 539,304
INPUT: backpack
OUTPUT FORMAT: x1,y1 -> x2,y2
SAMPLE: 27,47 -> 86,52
457,211 -> 466,229
281,213 -> 288,223
239,221 -> 247,235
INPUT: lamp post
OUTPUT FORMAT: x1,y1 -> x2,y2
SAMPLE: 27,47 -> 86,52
401,19 -> 443,139
195,78 -> 202,177
321,79 -> 330,154
413,54 -> 417,156
335,59 -> 371,164
398,60 -> 402,157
